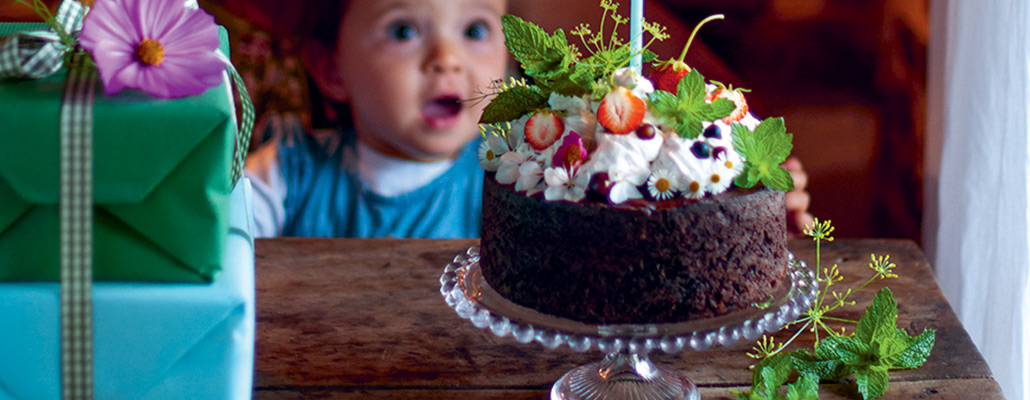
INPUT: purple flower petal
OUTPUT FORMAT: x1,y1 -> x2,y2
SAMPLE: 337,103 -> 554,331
79,0 -> 224,98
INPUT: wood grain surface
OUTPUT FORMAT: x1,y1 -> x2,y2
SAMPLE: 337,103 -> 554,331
252,238 -> 1003,399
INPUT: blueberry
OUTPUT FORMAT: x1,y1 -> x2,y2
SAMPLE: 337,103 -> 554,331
712,146 -> 727,160
588,172 -> 613,201
690,141 -> 712,159
635,124 -> 657,140
702,124 -> 722,139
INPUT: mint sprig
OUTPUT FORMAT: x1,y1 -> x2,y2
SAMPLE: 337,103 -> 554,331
502,15 -> 575,82
731,117 -> 794,191
794,288 -> 936,400
648,69 -> 734,139
738,353 -> 819,400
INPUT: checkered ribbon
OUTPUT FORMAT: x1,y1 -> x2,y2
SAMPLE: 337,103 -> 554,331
60,50 -> 96,400
0,0 -> 86,79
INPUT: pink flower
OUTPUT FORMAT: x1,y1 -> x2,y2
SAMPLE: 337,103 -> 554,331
552,131 -> 588,171
79,0 -> 225,98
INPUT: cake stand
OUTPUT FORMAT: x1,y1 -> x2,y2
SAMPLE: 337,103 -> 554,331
440,246 -> 817,400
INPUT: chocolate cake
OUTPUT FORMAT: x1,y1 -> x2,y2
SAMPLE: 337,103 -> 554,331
480,177 -> 789,324
473,11 -> 795,325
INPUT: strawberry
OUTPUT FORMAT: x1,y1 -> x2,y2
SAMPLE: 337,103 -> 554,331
597,86 -> 646,134
524,110 -> 565,150
649,14 -> 724,93
706,82 -> 750,124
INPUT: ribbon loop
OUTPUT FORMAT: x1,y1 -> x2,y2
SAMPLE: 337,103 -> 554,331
0,0 -> 88,80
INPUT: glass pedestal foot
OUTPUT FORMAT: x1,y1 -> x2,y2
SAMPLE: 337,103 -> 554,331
551,351 -> 699,400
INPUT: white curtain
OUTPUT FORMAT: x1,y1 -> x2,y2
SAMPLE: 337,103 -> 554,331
926,1 -> 1030,399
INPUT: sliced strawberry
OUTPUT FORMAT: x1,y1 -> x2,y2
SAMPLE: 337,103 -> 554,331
524,110 -> 564,150
597,87 -> 646,135
707,83 -> 749,124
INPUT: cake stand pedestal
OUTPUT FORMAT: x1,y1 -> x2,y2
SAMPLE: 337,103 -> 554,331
440,246 -> 817,400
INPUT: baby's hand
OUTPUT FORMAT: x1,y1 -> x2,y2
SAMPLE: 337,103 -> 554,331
782,156 -> 815,235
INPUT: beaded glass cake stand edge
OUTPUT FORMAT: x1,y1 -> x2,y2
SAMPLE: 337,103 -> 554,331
440,246 -> 817,400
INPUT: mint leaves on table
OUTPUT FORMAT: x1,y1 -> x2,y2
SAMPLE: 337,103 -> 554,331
648,69 -> 735,139
736,220 -> 936,400
731,117 -> 794,191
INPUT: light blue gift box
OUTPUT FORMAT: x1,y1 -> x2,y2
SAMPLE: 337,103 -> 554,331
0,178 -> 256,399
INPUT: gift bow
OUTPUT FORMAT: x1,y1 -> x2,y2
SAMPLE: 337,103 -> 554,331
0,0 -> 86,79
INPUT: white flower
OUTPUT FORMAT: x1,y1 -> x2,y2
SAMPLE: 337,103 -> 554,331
717,146 -> 745,177
515,159 -> 545,196
606,166 -> 649,204
544,166 -> 589,202
477,135 -> 510,171
647,170 -> 677,200
704,165 -> 733,194
495,150 -> 526,184
507,114 -> 530,150
681,173 -> 706,199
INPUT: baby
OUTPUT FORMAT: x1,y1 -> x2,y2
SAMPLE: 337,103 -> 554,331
246,0 -> 508,238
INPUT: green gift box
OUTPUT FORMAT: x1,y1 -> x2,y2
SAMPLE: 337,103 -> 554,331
0,24 -> 237,283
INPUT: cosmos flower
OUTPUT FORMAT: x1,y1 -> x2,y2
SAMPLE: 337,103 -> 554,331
552,131 -> 587,170
79,0 -> 225,98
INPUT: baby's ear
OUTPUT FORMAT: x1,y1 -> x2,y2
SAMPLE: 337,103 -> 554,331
304,40 -> 349,103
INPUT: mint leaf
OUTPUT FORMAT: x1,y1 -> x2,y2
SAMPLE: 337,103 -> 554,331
502,15 -> 573,81
856,366 -> 890,400
731,117 -> 795,191
792,349 -> 846,381
647,69 -> 733,139
857,287 -> 898,345
893,329 -> 936,369
786,373 -> 821,400
479,85 -> 549,123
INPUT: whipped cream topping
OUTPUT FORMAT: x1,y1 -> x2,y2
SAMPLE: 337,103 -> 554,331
477,67 -> 759,204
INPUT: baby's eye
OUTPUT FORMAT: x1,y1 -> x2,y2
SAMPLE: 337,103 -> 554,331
464,20 -> 490,41
387,21 -> 419,41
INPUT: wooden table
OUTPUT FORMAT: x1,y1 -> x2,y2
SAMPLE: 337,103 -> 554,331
252,239 -> 1004,399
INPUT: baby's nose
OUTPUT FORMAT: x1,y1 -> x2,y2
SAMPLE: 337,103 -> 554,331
423,37 -> 463,74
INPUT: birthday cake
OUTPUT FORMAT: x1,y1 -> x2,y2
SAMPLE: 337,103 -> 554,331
476,9 -> 793,324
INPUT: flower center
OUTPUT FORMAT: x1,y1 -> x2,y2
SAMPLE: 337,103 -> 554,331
77,0 -> 95,7
486,149 -> 495,160
136,39 -> 165,66
725,160 -> 734,169
561,144 -> 584,168
689,181 -> 701,193
711,174 -> 720,183
656,177 -> 670,192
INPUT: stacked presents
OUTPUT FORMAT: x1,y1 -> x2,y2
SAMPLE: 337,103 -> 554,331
0,0 -> 255,398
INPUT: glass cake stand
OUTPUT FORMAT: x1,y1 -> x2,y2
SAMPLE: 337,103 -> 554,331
440,246 -> 817,400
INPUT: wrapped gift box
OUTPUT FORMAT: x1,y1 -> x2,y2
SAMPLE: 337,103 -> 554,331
0,178 -> 256,399
0,23 -> 238,283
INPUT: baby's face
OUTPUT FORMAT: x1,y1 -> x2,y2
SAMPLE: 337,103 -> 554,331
335,0 -> 508,161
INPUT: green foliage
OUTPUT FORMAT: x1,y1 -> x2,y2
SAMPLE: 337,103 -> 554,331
735,220 -> 936,400
737,353 -> 819,400
731,118 -> 794,191
479,85 -> 549,124
647,69 -> 734,138
495,3 -> 669,110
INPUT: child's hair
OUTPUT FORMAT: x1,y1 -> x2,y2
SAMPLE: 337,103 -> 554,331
306,0 -> 350,49
301,0 -> 353,130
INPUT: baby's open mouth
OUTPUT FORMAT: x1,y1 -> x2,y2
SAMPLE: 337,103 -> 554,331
421,96 -> 463,129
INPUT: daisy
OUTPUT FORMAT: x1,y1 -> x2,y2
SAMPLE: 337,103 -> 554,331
544,166 -> 589,203
704,166 -> 733,194
647,170 -> 677,200
682,174 -> 706,199
477,135 -> 509,171
79,0 -> 225,98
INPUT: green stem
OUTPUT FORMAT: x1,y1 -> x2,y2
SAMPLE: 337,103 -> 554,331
678,14 -> 724,62
821,316 -> 858,324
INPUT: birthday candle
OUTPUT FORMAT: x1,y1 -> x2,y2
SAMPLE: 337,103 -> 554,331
630,0 -> 643,71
